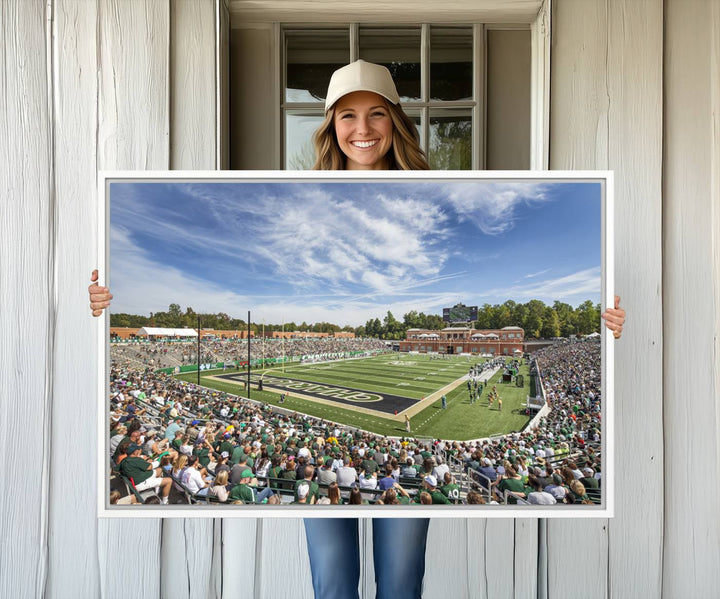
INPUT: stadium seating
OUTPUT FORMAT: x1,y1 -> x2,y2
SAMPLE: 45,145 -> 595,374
108,337 -> 603,508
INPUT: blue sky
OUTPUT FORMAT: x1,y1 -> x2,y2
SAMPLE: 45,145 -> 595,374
110,179 -> 602,326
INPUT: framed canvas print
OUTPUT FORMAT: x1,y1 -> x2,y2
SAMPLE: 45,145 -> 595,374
98,170 -> 614,518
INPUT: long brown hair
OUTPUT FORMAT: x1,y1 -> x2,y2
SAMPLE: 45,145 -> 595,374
327,481 -> 341,505
312,100 -> 429,171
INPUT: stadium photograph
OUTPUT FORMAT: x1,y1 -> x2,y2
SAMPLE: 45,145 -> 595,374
104,173 -> 609,514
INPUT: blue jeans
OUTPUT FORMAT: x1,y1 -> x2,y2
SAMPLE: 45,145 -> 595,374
256,486 -> 274,502
303,518 -> 430,599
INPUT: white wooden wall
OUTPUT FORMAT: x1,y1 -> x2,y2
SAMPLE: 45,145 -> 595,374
663,1 -> 720,596
1,1 -> 719,598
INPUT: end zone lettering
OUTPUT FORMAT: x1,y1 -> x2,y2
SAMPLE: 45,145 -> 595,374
263,376 -> 382,403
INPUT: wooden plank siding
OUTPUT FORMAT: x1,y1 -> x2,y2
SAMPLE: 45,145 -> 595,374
605,2 -> 665,597
48,1 -> 102,597
95,1 -> 169,597
2,0 -> 719,597
163,2 -> 220,599
663,1 -> 720,597
0,2 -> 53,598
549,3 -> 612,594
549,3 -> 665,599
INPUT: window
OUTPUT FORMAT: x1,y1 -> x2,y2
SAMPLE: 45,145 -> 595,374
229,14 -> 542,170
282,24 -> 525,170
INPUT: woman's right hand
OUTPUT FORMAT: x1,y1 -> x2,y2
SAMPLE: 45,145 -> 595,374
89,269 -> 113,316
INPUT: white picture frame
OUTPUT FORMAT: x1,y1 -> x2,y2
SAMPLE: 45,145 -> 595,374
98,170 -> 613,518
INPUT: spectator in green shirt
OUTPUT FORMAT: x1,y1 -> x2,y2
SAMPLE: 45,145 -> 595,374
294,466 -> 320,504
228,468 -> 274,503
415,475 -> 451,505
440,472 -> 461,503
495,465 -> 528,504
119,444 -> 172,504
293,481 -> 311,505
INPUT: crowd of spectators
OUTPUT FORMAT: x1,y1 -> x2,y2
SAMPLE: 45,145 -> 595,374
448,338 -> 603,504
110,336 -> 390,371
108,338 -> 602,507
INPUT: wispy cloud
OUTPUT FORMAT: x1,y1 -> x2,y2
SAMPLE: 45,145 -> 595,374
110,221 -> 466,326
523,268 -> 551,279
486,267 -> 601,303
113,182 -> 454,296
446,182 -> 550,235
110,225 -> 254,316
110,180 -> 601,325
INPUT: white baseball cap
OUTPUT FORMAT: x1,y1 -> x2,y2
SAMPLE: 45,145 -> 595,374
324,60 -> 400,112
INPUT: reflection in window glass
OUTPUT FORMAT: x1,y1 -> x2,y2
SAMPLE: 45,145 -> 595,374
430,27 -> 473,101
403,110 -> 423,148
359,28 -> 421,102
285,112 -> 324,169
429,110 -> 472,170
286,30 -> 349,103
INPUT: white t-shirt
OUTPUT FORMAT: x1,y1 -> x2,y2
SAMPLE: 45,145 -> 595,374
358,475 -> 377,490
179,443 -> 193,457
337,467 -> 358,487
527,491 -> 557,505
433,464 -> 450,482
182,467 -> 205,494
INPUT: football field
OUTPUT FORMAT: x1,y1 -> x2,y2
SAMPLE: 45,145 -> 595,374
178,353 -> 532,441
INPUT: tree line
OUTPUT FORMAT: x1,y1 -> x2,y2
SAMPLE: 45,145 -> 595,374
110,304 -> 354,335
110,299 -> 601,340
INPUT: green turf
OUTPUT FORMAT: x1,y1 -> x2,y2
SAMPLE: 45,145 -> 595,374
175,354 -> 531,441
259,353 -> 471,399
409,366 -> 532,439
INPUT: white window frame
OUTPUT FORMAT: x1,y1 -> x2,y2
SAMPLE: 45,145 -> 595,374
281,24 -> 481,169
230,0 -> 550,170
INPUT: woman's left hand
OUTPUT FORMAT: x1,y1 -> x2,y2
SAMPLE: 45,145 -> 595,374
602,295 -> 625,339
89,269 -> 113,316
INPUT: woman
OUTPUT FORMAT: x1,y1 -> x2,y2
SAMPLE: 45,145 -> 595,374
255,448 -> 271,479
300,60 -> 433,599
90,59 -> 626,599
568,479 -> 589,503
170,454 -> 189,496
208,469 -> 230,503
326,481 -> 342,505
347,485 -> 364,505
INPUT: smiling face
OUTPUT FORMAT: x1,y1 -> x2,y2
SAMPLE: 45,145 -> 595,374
333,91 -> 394,170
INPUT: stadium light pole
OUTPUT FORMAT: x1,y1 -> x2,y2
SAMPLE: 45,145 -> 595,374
197,315 -> 201,386
247,310 -> 251,399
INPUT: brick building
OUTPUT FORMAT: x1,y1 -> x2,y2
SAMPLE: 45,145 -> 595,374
398,325 -> 524,356
109,327 -> 254,340
261,330 -> 355,339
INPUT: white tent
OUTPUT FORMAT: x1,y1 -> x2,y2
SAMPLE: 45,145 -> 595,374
137,327 -> 198,337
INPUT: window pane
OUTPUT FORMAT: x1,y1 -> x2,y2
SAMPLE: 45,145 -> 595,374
430,27 -> 473,101
359,28 -> 421,102
486,30 -> 530,169
285,112 -> 324,169
429,109 -> 472,170
286,30 -> 349,103
401,108 -> 423,147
